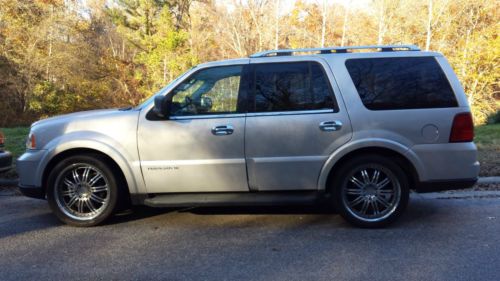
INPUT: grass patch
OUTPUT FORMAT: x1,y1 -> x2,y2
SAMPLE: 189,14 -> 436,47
475,124 -> 500,177
1,127 -> 29,179
475,124 -> 500,147
1,127 -> 30,159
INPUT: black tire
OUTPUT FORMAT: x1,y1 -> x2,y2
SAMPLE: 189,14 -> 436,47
47,154 -> 120,227
332,154 -> 409,228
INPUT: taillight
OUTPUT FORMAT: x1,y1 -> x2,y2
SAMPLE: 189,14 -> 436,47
449,112 -> 474,142
0,132 -> 4,146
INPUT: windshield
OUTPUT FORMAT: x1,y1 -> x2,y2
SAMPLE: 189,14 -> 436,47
135,67 -> 196,110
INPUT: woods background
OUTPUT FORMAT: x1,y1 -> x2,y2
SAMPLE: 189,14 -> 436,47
0,0 -> 498,127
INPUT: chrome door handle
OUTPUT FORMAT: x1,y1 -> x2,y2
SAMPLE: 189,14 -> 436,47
319,121 -> 342,132
211,125 -> 234,136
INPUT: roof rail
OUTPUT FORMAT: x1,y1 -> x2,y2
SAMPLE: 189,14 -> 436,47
249,45 -> 420,58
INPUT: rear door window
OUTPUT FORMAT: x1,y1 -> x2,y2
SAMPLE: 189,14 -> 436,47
251,62 -> 336,113
345,57 -> 458,110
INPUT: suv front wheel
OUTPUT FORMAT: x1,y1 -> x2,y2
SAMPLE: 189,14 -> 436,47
333,155 -> 410,228
47,154 -> 119,226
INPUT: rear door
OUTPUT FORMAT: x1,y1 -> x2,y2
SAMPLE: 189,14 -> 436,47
245,57 -> 352,191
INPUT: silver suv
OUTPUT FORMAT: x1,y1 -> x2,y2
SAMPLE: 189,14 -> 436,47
17,45 -> 479,227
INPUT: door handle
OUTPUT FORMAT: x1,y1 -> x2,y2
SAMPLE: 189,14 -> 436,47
319,121 -> 342,132
211,125 -> 234,136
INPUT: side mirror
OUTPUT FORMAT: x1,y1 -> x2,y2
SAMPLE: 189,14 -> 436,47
153,95 -> 171,119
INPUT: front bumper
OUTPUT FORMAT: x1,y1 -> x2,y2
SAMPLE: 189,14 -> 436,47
0,151 -> 13,173
414,178 -> 478,193
18,184 -> 45,199
17,150 -> 48,199
17,149 -> 47,187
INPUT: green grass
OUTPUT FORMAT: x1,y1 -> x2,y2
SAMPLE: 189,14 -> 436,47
475,124 -> 500,148
474,124 -> 500,177
1,127 -> 30,159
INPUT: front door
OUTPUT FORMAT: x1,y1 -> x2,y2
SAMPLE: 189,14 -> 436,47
245,59 -> 352,191
138,64 -> 250,193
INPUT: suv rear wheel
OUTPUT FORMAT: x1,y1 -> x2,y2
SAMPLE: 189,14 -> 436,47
333,154 -> 409,228
47,154 -> 119,226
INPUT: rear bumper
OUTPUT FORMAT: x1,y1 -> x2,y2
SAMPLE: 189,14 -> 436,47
409,142 -> 480,182
18,184 -> 45,199
414,178 -> 477,193
0,151 -> 13,173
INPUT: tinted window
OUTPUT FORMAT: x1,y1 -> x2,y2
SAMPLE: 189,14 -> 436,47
170,65 -> 242,116
252,62 -> 335,112
345,57 -> 458,110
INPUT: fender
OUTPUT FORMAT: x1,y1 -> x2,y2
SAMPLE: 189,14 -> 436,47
317,138 -> 425,190
35,131 -> 144,195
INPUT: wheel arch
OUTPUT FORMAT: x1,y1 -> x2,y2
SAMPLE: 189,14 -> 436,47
318,140 -> 421,192
39,143 -> 139,199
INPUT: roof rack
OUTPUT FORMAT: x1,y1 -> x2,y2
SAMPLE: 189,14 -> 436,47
249,45 -> 420,58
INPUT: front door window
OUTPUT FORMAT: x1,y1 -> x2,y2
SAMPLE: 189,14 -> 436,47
169,65 -> 243,116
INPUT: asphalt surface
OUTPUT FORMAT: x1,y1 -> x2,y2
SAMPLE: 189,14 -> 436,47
0,191 -> 499,281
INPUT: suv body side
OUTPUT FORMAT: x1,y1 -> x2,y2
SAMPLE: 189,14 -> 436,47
17,50 -> 479,201
137,56 -> 353,194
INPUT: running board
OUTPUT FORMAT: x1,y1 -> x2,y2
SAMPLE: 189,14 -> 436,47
143,191 -> 325,208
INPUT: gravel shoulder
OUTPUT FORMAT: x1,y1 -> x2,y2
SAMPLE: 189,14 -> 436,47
478,148 -> 500,177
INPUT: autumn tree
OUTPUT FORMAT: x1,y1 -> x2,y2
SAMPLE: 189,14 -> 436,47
108,0 -> 197,97
0,0 -> 498,125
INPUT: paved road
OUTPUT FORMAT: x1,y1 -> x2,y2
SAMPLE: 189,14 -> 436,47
0,191 -> 499,281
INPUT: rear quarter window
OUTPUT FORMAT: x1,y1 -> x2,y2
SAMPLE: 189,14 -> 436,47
345,57 -> 458,110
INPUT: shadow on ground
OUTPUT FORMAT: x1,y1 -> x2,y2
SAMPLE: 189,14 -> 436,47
0,194 -> 441,235
107,197 -> 437,228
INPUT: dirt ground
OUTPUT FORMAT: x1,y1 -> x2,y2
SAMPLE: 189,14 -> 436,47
478,148 -> 500,177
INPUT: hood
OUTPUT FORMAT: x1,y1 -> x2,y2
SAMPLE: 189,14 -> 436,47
29,108 -> 140,150
32,109 -> 120,128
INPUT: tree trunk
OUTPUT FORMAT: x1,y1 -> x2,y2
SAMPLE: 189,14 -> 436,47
46,5 -> 54,81
377,1 -> 385,45
275,0 -> 280,49
108,36 -> 117,58
121,39 -> 125,60
341,4 -> 349,46
163,55 -> 168,84
425,0 -> 433,51
46,35 -> 52,81
321,0 -> 327,47
461,29 -> 470,78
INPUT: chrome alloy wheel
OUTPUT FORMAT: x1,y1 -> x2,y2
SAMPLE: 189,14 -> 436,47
54,164 -> 110,221
341,165 -> 401,222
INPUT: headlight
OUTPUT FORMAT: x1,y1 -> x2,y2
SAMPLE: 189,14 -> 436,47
26,132 -> 36,150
